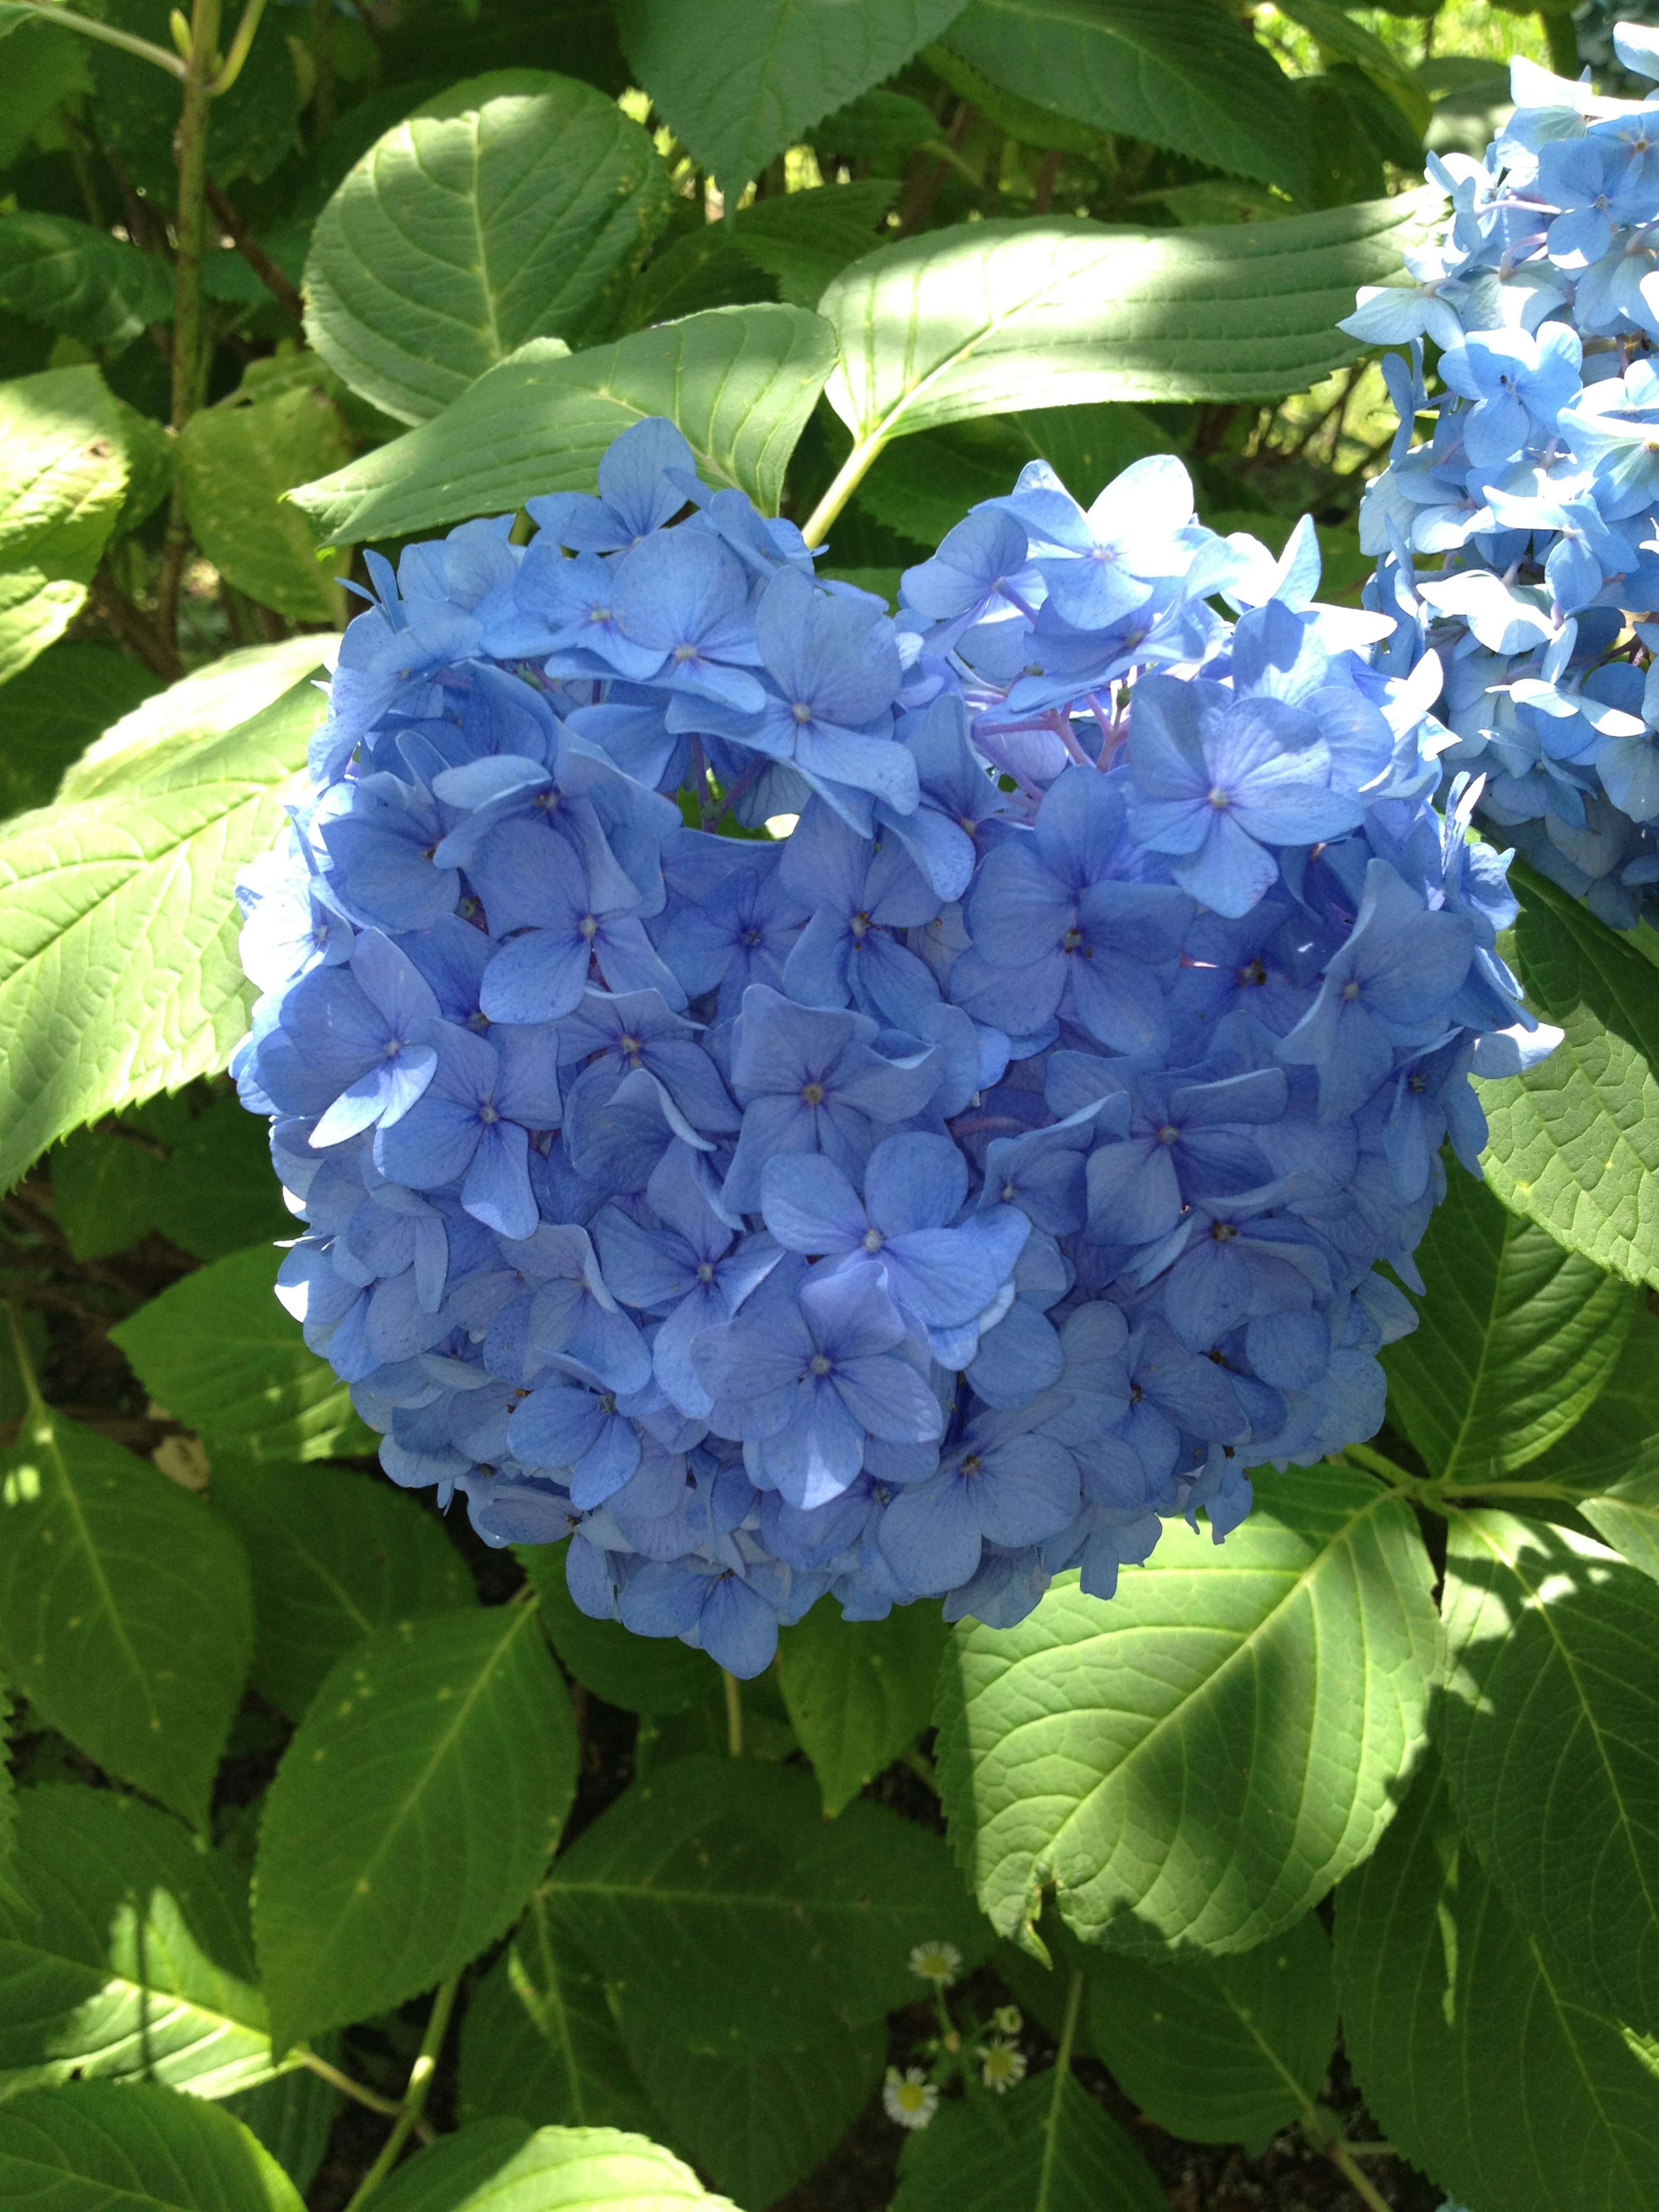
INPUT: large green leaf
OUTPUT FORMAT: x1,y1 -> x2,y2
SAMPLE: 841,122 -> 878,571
776,1596 -> 947,1816
935,1465 -> 1441,1956
820,194 -> 1437,455
1582,1468 -> 1659,1586
1335,1762 -> 1659,2212
305,70 -> 671,426
179,389 -> 350,623
0,214 -> 173,352
254,1604 -> 577,2053
369,2122 -> 740,2212
618,0 -> 965,191
222,2062 -> 341,2199
1083,1914 -> 1336,2146
543,1754 -> 990,2052
292,306 -> 836,547
518,1545 -> 716,1714
1382,1161 -> 1635,1486
57,638 -> 327,804
0,2082 -> 305,2212
1479,861 -> 1659,1289
0,674 -> 324,1189
941,0 -> 1311,203
620,2009 -> 884,2212
209,1458 -> 475,1720
111,1245 -> 377,1468
51,1092 -> 291,1265
0,644 -> 159,821
0,366 -> 129,687
1438,1509 -> 1659,2035
891,2069 -> 1166,2212
0,1787 -> 280,2099
0,1402 -> 251,1829
1525,1291 -> 1659,1494
458,1892 -> 654,2135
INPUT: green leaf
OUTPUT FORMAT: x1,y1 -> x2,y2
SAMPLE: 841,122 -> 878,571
618,0 -> 966,192
0,1675 -> 15,1901
254,1604 -> 577,2053
1581,1469 -> 1659,1587
820,193 -> 1439,455
0,1786 -> 281,2099
0,20 -> 92,173
0,2082 -> 305,2212
0,1404 -> 252,1829
776,1595 -> 947,1815
935,1465 -> 1442,1956
619,2005 -> 884,2211
891,2069 -> 1166,2212
543,1754 -> 990,2052
210,1457 -> 475,1720
1382,1162 -> 1636,1486
848,403 -> 1167,550
518,1544 -> 716,1714
369,2121 -> 740,2212
1479,861 -> 1659,1290
1525,1290 -> 1659,1494
293,306 -> 836,547
1335,1761 -> 1659,2212
179,389 -> 350,622
1083,1914 -> 1336,2145
808,88 -> 939,162
1438,1508 -> 1659,2036
305,70 -> 672,426
458,1892 -> 654,2135
0,366 -> 129,686
0,673 -> 324,1187
52,1092 -> 292,1265
922,39 -> 1113,156
88,0 -> 300,197
732,178 -> 898,309
941,0 -> 1312,204
0,643 -> 160,820
222,2063 -> 342,2198
57,636 -> 326,803
111,1245 -> 377,1467
0,214 -> 174,353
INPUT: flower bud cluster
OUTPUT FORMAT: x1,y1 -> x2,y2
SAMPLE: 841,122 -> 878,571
1348,22 -> 1659,928
235,416 -> 1543,1674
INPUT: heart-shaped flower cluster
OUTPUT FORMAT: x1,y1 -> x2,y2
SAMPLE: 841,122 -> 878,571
235,417 -> 1546,1675
1348,20 -> 1659,928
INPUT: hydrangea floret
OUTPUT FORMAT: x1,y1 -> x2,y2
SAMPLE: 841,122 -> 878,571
1346,19 -> 1659,928
234,413 -> 1548,1675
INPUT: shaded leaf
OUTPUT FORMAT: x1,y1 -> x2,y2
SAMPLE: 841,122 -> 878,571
0,20 -> 92,172
776,1595 -> 947,1815
0,1404 -> 251,1829
0,1786 -> 280,2099
1581,1468 -> 1659,1587
51,1092 -> 292,1265
222,2063 -> 342,2199
293,307 -> 836,547
543,1754 -> 990,2052
942,0 -> 1312,203
1084,1914 -> 1336,2145
111,1245 -> 377,1467
618,0 -> 965,191
0,2082 -> 304,2212
1335,1761 -> 1659,2212
305,70 -> 672,425
179,389 -> 350,623
1439,1509 -> 1659,2035
1383,1162 -> 1636,1486
935,1466 -> 1441,1956
0,643 -> 160,820
0,674 -> 324,1186
821,194 -> 1439,452
254,1605 -> 577,2052
518,1544 -> 715,1714
0,214 -> 173,352
892,2069 -> 1166,2212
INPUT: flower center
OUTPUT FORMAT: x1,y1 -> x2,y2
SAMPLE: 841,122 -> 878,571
861,1228 -> 884,1252
791,700 -> 813,724
801,1081 -> 825,1105
809,1354 -> 833,1376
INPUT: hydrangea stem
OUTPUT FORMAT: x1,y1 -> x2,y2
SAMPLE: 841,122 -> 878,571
1033,1970 -> 1085,2209
801,434 -> 890,548
157,0 -> 222,651
341,1974 -> 459,2211
1,2 -> 186,76
723,1668 -> 743,1757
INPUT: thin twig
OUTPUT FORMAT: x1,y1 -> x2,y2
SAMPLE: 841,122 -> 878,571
340,1977 -> 460,2212
206,179 -> 303,320
292,2048 -> 404,2120
90,571 -> 183,682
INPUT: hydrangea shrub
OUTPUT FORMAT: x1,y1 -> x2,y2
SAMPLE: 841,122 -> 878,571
233,418 -> 1548,1675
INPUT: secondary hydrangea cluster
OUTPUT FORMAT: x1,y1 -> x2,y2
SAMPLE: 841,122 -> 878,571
234,414 -> 1548,1675
1346,20 -> 1659,928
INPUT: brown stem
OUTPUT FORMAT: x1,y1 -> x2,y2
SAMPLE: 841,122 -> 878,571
309,0 -> 335,139
205,177 -> 303,320
896,100 -> 972,236
1032,147 -> 1061,215
105,149 -> 171,260
90,571 -> 183,682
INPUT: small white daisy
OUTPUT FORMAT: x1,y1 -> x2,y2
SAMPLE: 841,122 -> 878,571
979,2036 -> 1027,2094
907,1938 -> 963,1987
883,2066 -> 939,2130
